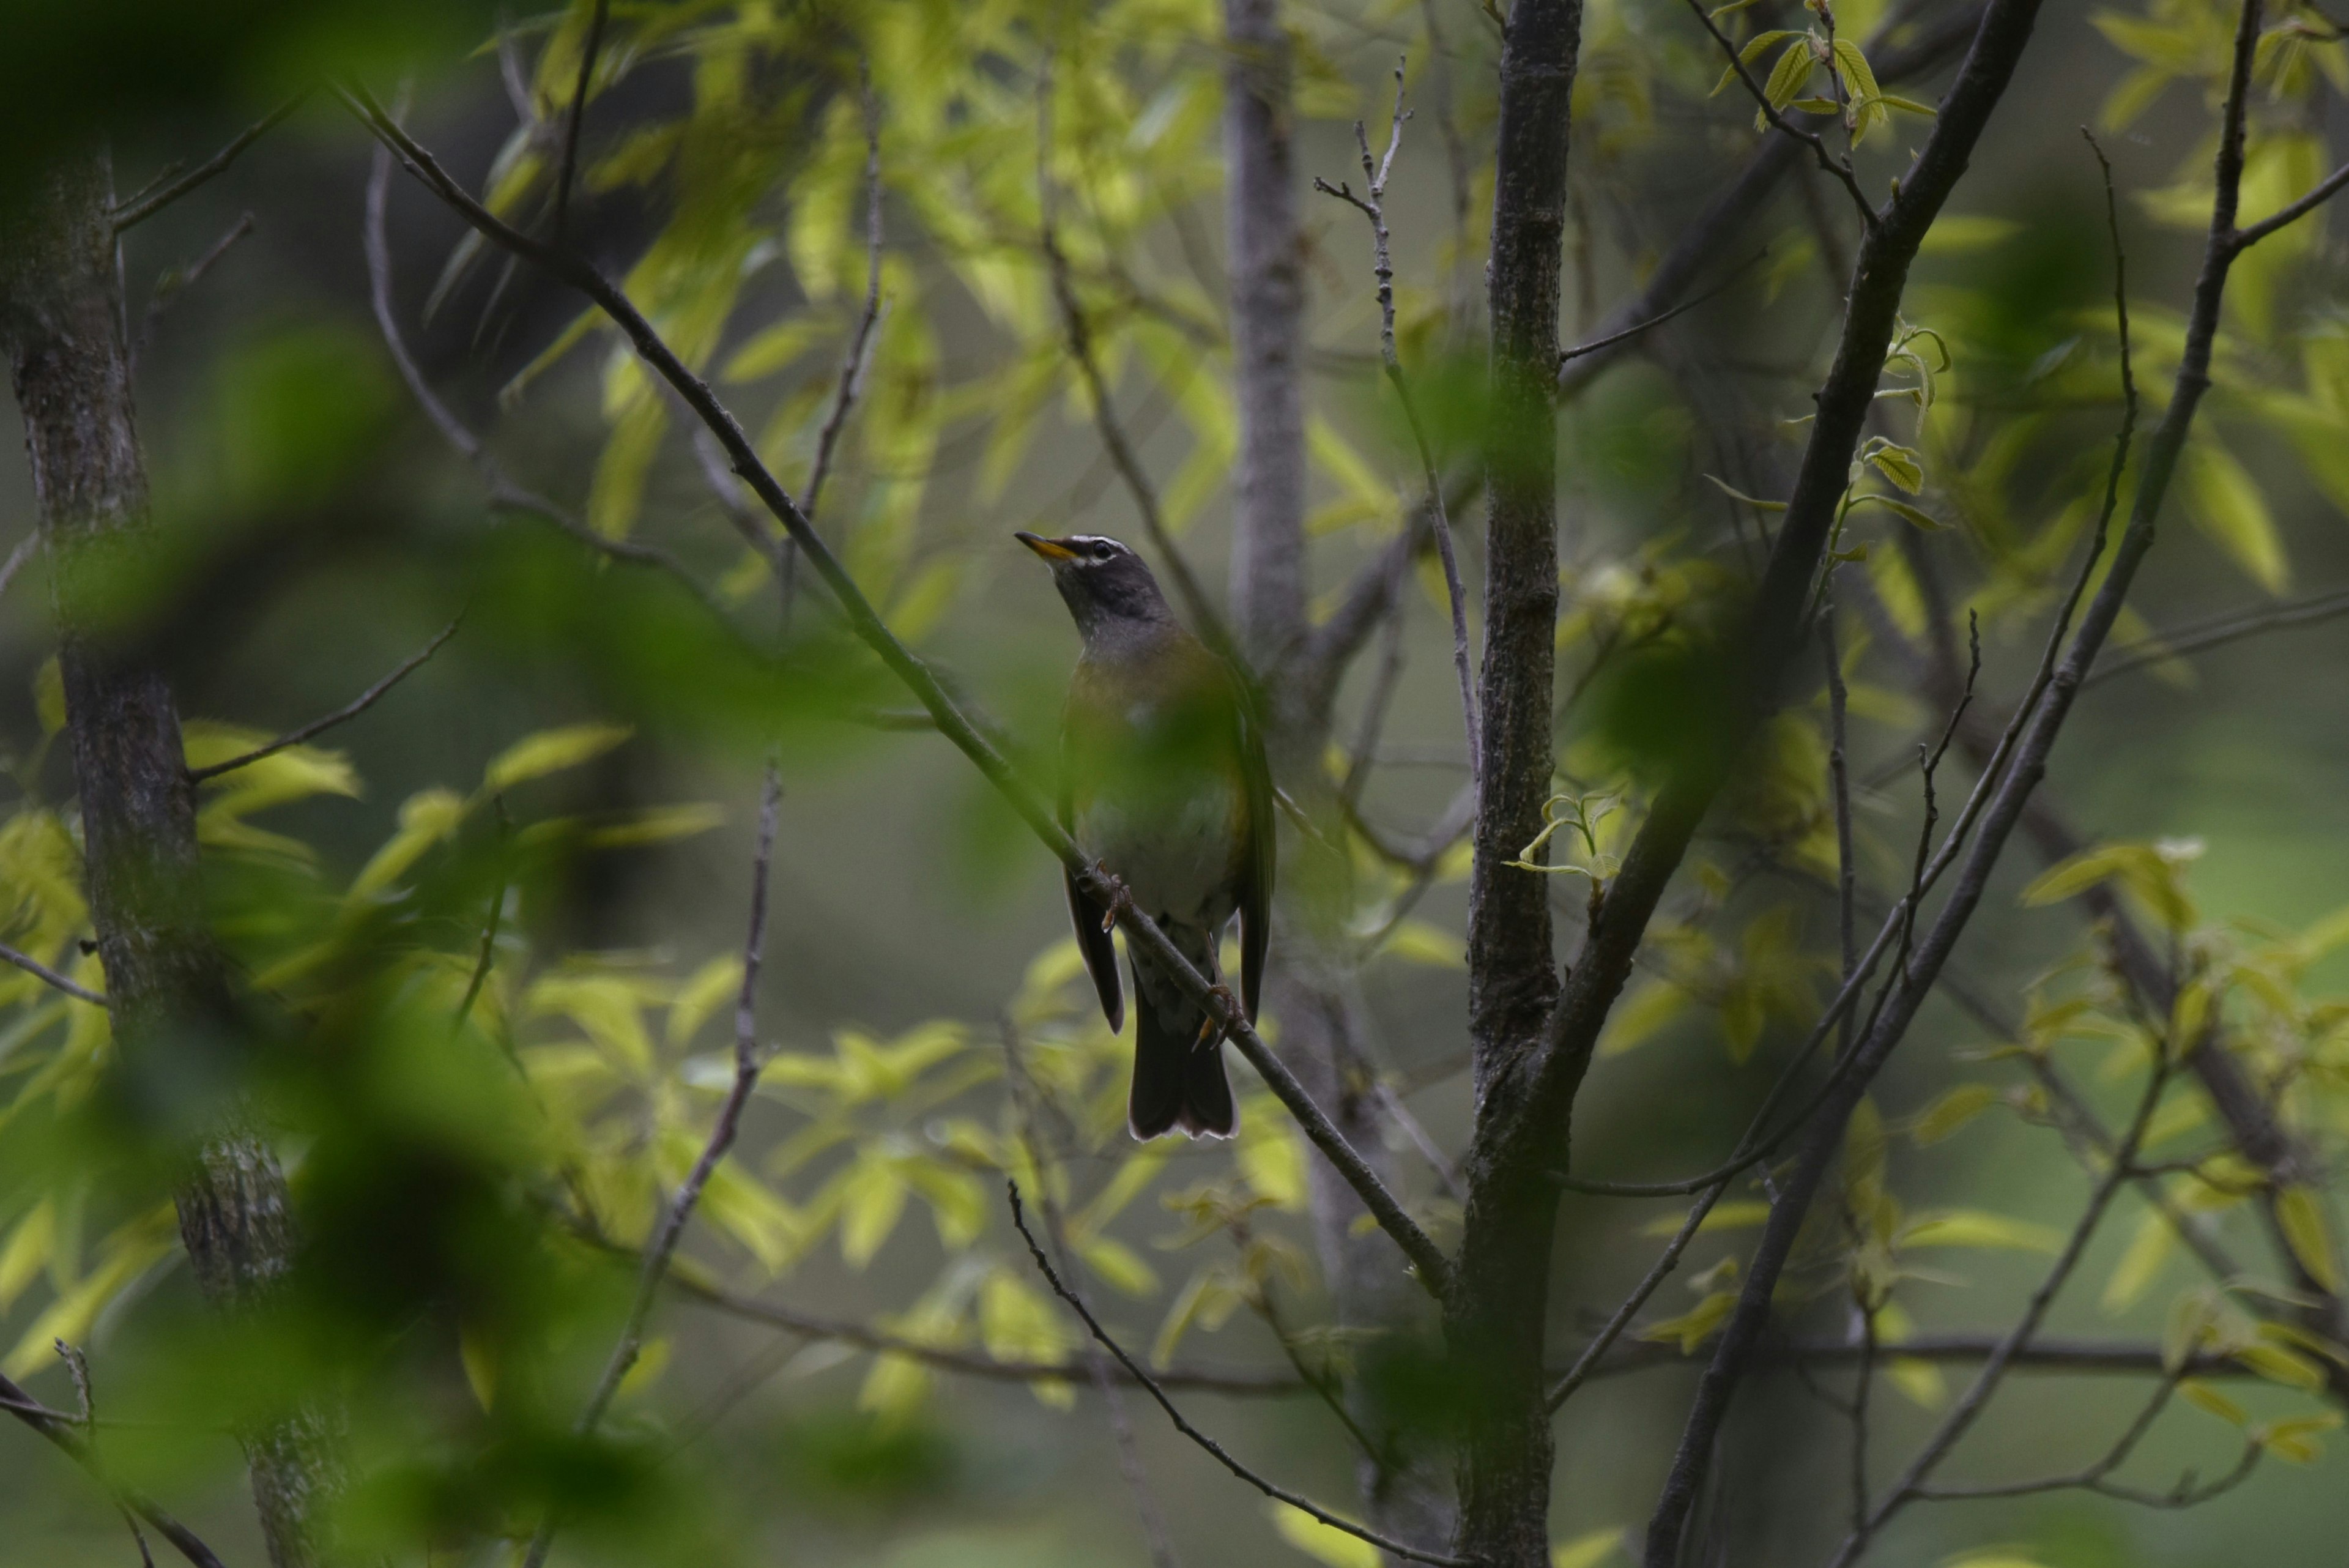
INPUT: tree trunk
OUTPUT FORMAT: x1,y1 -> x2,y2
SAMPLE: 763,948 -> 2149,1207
1222,0 -> 1307,677
3,149 -> 332,1568
1449,1 -> 1583,1562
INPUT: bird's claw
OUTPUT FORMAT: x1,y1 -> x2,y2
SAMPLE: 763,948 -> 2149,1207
1193,984 -> 1240,1052
1094,863 -> 1133,933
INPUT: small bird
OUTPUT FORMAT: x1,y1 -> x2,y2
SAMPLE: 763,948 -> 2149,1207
1016,530 -> 1272,1139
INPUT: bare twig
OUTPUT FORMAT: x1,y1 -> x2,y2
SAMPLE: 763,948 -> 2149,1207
344,85 -> 1449,1296
806,65 -> 886,529
1555,253 -> 1764,369
139,213 -> 256,347
1001,1028 -> 1181,1568
552,0 -> 612,242
520,765 -> 781,1568
0,1370 -> 226,1568
0,941 -> 105,1006
1830,1049 -> 2174,1562
0,531 -> 37,603
1909,1375 -> 2261,1507
1315,58 -> 1483,790
1822,583 -> 1857,1058
111,95 -> 306,231
2084,585 -> 2349,688
188,619 -> 461,782
1007,1183 -> 1475,1568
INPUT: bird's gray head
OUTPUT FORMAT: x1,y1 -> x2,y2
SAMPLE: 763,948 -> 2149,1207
1015,532 -> 1174,639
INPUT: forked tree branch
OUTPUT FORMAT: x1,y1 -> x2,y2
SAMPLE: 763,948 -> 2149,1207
0,942 -> 105,1006
341,87 -> 1452,1297
1008,1183 -> 1474,1568
188,619 -> 461,782
111,95 -> 306,231
0,1371 -> 227,1568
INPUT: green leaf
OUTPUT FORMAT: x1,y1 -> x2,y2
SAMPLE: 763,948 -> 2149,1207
1269,1501 -> 1380,1568
839,1154 -> 910,1268
2255,1411 -> 2343,1463
1761,37 -> 1817,112
1641,1200 -> 1770,1236
1897,1209 -> 2062,1252
2178,1378 -> 2248,1425
2104,1213 -> 2170,1316
1639,1290 -> 1737,1353
1910,1084 -> 2000,1146
2277,1186 -> 2341,1292
1078,1236 -> 1160,1297
1918,215 -> 2019,254
1381,919 -> 1464,968
1705,474 -> 1787,512
1553,1527 -> 1626,1568
2182,438 -> 2288,593
350,788 -> 469,897
2235,1341 -> 2326,1390
483,723 -> 634,793
1865,443 -> 1926,494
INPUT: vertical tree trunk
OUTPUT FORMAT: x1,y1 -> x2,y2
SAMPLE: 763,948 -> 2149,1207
1450,2 -> 1583,1563
3,150 -> 331,1568
1220,3 -> 1457,1551
1223,0 -> 1307,676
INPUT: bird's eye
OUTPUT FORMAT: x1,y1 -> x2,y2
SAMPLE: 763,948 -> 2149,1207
1092,541 -> 1116,562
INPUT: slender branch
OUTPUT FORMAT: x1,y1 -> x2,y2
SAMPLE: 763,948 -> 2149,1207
2084,585 -> 2349,688
188,619 -> 461,782
343,86 -> 1450,1296
1001,1027 -> 1181,1568
1555,253 -> 1764,369
0,1371 -> 228,1568
111,95 -> 306,231
2228,155 -> 2349,252
1547,1181 -> 1732,1409
520,765 -> 781,1568
0,530 -> 38,603
1557,1 -> 1987,399
1007,1184 -> 1475,1568
362,113 -> 730,617
1823,586 -> 1858,1059
1908,1376 -> 2261,1507
807,64 -> 886,529
139,213 -> 256,348
1315,58 -> 1483,790
1682,0 -> 1876,224
0,942 -> 105,1006
1830,1046 -> 2173,1563
552,0 -> 612,242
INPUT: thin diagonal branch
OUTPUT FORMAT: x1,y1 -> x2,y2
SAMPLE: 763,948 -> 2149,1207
2084,584 -> 2349,688
342,83 -> 1450,1296
0,942 -> 105,1006
552,0 -> 612,242
520,764 -> 781,1568
139,213 -> 255,349
2228,156 -> 2349,252
188,618 -> 460,782
1555,252 -> 1764,369
0,532 -> 37,604
1315,56 -> 1482,791
111,95 -> 306,231
1008,1183 -> 1474,1568
0,1371 -> 227,1568
806,64 -> 886,529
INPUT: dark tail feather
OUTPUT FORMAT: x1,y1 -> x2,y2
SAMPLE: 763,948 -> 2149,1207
1127,964 -> 1236,1140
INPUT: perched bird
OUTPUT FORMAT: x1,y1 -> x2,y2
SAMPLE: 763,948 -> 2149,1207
1016,530 -> 1272,1139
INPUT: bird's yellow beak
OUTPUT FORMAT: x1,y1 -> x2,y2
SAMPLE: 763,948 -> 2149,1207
1015,530 -> 1078,562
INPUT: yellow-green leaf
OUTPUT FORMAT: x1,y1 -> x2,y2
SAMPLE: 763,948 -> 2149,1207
483,724 -> 634,793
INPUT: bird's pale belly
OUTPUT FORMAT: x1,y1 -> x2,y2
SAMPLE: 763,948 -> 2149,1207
1077,782 -> 1240,931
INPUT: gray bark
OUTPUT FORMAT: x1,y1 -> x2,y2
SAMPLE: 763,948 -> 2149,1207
1449,2 -> 1583,1564
2,149 -> 333,1568
1222,0 -> 1307,675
